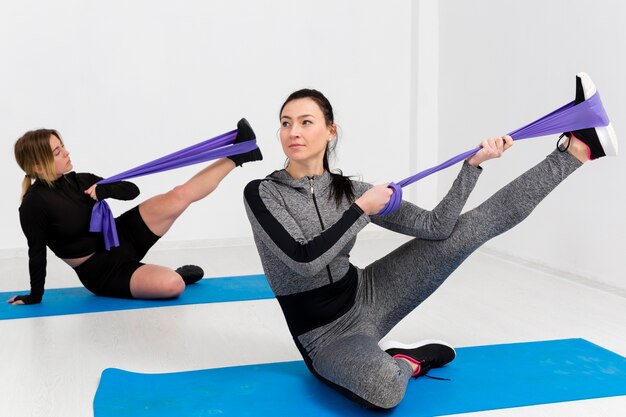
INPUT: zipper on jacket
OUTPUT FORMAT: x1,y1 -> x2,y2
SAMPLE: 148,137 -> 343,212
308,176 -> 334,284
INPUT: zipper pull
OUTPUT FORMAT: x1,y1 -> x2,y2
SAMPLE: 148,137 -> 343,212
308,177 -> 315,195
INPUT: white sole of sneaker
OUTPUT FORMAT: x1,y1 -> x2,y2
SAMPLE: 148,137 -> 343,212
577,72 -> 618,157
577,71 -> 597,98
597,122 -> 619,156
378,338 -> 456,353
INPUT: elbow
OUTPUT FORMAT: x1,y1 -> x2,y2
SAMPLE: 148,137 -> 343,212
425,218 -> 458,240
435,225 -> 456,240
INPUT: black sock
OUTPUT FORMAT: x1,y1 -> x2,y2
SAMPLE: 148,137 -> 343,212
175,265 -> 204,285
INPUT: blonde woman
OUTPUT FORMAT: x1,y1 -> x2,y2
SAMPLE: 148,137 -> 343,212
10,122 -> 261,305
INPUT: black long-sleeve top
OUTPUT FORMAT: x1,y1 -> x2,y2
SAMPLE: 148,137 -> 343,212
18,172 -> 139,303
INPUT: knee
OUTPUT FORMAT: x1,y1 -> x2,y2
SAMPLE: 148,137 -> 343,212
317,360 -> 407,410
364,371 -> 406,409
163,274 -> 185,298
165,185 -> 192,214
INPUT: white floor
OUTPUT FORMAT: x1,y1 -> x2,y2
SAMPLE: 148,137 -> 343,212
2,233 -> 625,417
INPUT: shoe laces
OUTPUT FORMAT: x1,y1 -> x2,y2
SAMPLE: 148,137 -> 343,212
413,359 -> 450,381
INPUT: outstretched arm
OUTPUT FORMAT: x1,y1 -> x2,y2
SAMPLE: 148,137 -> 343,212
369,135 -> 512,238
363,160 -> 481,239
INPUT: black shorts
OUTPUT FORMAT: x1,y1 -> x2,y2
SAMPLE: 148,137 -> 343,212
74,205 -> 160,298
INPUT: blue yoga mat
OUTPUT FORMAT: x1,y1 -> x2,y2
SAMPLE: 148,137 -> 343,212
93,338 -> 626,417
0,274 -> 273,320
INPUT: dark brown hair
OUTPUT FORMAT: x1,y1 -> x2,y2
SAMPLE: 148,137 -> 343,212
280,89 -> 354,207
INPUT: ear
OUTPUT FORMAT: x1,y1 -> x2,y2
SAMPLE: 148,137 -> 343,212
329,123 -> 337,140
32,165 -> 43,176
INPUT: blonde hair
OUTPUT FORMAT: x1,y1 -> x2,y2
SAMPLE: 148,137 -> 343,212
14,129 -> 63,200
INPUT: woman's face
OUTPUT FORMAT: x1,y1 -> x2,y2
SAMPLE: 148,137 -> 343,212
50,134 -> 72,176
279,98 -> 335,169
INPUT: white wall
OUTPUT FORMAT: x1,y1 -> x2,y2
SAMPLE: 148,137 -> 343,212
409,0 -> 440,209
3,0 -> 622,291
437,0 -> 626,289
0,0 -> 413,250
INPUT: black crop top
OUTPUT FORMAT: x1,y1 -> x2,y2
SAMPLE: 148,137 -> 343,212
18,172 -> 139,303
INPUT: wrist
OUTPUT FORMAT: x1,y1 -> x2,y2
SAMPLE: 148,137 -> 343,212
15,294 -> 42,304
466,155 -> 481,167
355,197 -> 370,215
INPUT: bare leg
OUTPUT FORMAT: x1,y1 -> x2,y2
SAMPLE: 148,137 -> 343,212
129,264 -> 186,299
125,158 -> 235,299
139,158 -> 236,236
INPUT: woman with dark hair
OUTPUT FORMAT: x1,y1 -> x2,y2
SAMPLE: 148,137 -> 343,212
9,120 -> 261,305
243,78 -> 616,408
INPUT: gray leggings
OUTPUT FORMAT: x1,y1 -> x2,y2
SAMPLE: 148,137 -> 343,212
296,149 -> 581,409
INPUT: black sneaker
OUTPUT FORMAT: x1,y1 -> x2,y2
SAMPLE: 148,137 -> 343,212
175,265 -> 204,285
560,72 -> 618,159
228,118 -> 263,166
379,339 -> 455,378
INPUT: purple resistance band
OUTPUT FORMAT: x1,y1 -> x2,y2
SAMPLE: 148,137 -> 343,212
90,128 -> 258,250
378,92 -> 610,215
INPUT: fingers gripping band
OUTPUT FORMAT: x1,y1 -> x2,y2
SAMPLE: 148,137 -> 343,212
377,90 -> 611,215
377,182 -> 402,216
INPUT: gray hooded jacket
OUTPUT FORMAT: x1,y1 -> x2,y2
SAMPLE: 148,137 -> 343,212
244,163 -> 481,336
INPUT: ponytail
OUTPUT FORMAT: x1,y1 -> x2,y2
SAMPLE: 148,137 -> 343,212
20,175 -> 33,201
323,147 -> 354,208
15,128 -> 62,201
